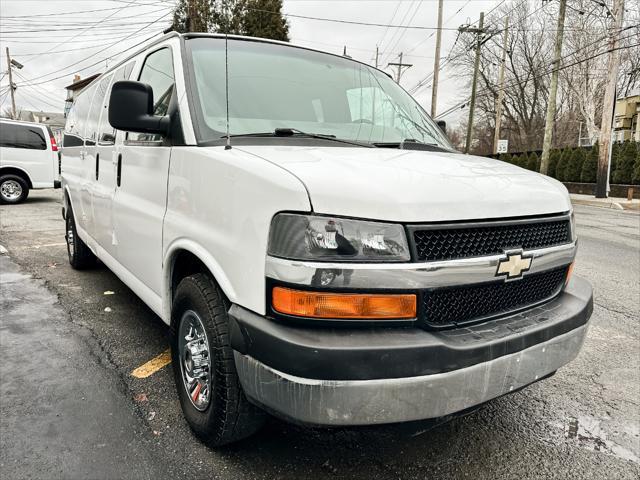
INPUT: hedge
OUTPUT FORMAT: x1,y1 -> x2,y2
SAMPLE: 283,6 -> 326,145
497,141 -> 640,185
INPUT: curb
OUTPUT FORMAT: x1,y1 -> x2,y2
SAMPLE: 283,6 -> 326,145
570,198 -> 640,211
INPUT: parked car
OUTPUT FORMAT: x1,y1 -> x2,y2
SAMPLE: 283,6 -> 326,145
0,118 -> 60,204
62,33 -> 593,447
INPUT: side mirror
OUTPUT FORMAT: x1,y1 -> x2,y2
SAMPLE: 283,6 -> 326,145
436,120 -> 446,134
108,81 -> 170,136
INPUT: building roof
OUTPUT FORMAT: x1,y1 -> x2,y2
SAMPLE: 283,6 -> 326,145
64,73 -> 101,91
18,110 -> 66,128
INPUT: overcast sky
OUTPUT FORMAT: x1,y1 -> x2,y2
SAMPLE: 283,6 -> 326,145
0,0 -> 499,122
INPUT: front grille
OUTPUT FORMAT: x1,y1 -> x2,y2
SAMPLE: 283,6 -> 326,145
412,218 -> 571,262
422,266 -> 568,327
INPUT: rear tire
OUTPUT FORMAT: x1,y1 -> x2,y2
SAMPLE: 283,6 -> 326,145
65,207 -> 96,269
171,273 -> 266,446
0,174 -> 29,204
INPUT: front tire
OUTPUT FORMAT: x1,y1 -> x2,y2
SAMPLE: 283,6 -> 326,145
171,274 -> 265,446
0,174 -> 29,204
65,207 -> 96,269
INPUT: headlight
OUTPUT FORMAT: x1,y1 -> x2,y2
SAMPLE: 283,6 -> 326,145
570,210 -> 576,241
268,213 -> 410,262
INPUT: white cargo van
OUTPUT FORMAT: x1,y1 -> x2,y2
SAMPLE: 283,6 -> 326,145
0,118 -> 60,204
62,33 -> 593,446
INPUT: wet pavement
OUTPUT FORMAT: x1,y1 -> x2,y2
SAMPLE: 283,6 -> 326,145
1,189 -> 639,480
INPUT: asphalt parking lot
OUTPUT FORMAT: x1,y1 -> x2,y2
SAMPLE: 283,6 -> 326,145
1,189 -> 639,480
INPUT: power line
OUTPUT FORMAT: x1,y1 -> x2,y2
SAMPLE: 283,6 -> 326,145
13,71 -> 64,110
16,10 -> 171,87
435,38 -> 640,120
20,0 -> 149,64
407,0 -> 549,97
0,0 -> 170,18
379,0 -> 423,66
249,8 -> 462,31
16,28 -> 165,88
404,0 -> 472,56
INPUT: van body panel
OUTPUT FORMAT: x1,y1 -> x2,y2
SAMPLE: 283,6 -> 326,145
111,143 -> 171,297
235,145 -> 573,222
163,146 -> 311,315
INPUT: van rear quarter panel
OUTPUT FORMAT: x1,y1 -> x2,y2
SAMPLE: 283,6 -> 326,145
163,147 -> 311,318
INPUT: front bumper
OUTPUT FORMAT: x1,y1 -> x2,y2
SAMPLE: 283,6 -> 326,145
230,276 -> 593,426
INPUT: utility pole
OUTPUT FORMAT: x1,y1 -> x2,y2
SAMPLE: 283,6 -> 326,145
492,15 -> 509,155
539,0 -> 568,175
596,0 -> 625,198
430,0 -> 444,118
5,47 -> 17,120
461,12 -> 484,154
186,0 -> 194,31
388,52 -> 413,84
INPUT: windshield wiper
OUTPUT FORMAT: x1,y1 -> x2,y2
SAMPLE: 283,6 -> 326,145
372,139 -> 452,152
223,128 -> 375,148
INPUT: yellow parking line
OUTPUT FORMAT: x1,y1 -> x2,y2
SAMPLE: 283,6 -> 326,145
131,349 -> 172,378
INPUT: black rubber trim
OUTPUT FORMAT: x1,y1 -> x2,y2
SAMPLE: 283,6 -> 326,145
228,276 -> 593,381
53,180 -> 61,189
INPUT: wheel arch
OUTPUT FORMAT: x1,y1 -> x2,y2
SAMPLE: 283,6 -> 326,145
0,166 -> 33,189
163,240 -> 237,326
62,184 -> 76,220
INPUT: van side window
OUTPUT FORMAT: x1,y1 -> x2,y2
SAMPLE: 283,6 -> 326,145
128,48 -> 174,143
98,62 -> 134,145
0,123 -> 46,150
85,74 -> 113,146
63,83 -> 96,148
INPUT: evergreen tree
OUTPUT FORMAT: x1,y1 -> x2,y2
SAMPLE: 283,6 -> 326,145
526,151 -> 540,172
241,0 -> 289,41
565,148 -> 586,182
172,0 -> 214,32
172,0 -> 289,41
580,143 -> 598,183
610,141 -> 622,175
548,149 -> 561,179
633,143 -> 640,185
613,141 -> 637,184
555,148 -> 571,181
498,152 -> 512,163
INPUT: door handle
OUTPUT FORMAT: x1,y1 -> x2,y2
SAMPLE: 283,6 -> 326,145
95,153 -> 100,181
116,153 -> 122,187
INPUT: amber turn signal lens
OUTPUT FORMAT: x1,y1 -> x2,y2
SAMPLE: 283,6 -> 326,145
565,262 -> 575,286
272,287 -> 417,319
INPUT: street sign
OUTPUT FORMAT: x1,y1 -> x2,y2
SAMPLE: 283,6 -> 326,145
497,139 -> 509,154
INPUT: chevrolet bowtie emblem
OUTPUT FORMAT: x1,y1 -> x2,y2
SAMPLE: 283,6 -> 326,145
496,252 -> 532,279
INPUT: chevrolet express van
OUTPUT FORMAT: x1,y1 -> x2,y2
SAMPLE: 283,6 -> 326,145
62,33 -> 593,446
0,118 -> 60,204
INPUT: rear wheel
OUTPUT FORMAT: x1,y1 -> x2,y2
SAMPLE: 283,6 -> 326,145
171,273 -> 266,446
0,174 -> 29,204
65,207 -> 96,269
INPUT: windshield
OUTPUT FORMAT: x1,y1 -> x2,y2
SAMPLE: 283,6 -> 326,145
186,37 -> 452,148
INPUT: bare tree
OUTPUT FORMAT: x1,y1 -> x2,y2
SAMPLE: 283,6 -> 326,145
446,0 -> 639,155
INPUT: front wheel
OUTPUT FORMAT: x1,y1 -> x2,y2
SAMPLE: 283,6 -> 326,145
0,174 -> 29,204
65,207 -> 96,269
171,273 -> 265,446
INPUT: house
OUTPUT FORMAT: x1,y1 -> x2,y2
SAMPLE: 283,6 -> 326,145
614,91 -> 640,143
64,73 -> 101,118
17,110 -> 66,142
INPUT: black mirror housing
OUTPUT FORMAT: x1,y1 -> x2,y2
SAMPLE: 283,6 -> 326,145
436,120 -> 447,134
108,81 -> 170,136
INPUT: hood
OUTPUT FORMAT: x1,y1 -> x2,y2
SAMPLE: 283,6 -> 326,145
236,145 -> 571,222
